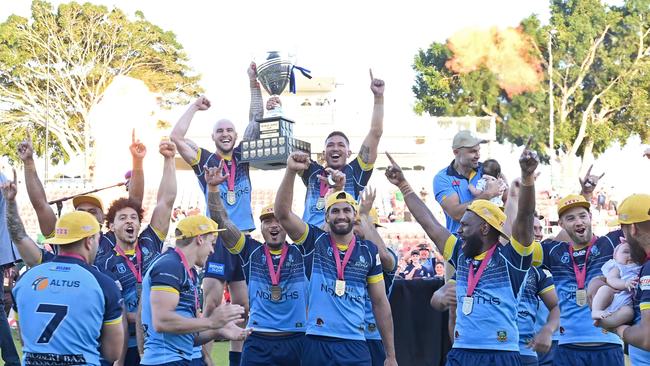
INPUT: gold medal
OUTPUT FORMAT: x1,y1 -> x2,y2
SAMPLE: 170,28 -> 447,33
227,190 -> 236,205
335,280 -> 346,296
576,289 -> 587,307
271,285 -> 282,301
462,296 -> 474,315
316,197 -> 325,210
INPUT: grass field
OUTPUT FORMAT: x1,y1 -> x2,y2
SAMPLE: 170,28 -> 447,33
0,330 -> 231,365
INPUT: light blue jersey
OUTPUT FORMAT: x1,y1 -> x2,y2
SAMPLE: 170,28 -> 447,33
141,248 -> 199,365
364,248 -> 398,341
12,255 -> 123,366
228,236 -> 308,332
297,224 -> 383,340
433,161 -> 483,233
541,230 -> 622,345
517,266 -> 555,357
445,235 -> 533,351
301,157 -> 373,227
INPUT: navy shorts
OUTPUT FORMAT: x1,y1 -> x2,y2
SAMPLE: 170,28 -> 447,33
536,340 -> 557,366
100,347 -> 140,366
204,236 -> 245,282
554,343 -> 624,366
190,358 -> 206,366
302,335 -> 371,366
142,361 -> 190,366
240,332 -> 304,366
445,348 -> 522,366
519,354 -> 538,366
367,339 -> 386,366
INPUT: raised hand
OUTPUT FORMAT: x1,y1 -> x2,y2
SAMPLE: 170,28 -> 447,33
644,147 -> 650,159
208,303 -> 245,329
519,137 -> 539,177
130,129 -> 147,160
385,152 -> 406,187
205,161 -> 229,187
286,151 -> 311,173
159,139 -> 177,159
247,62 -> 257,81
266,96 -> 282,111
17,132 -> 34,162
0,169 -> 17,201
579,164 -> 605,194
369,69 -> 385,97
193,96 -> 211,111
359,186 -> 376,216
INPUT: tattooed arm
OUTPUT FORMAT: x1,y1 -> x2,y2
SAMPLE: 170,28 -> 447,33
6,199 -> 42,267
358,70 -> 385,167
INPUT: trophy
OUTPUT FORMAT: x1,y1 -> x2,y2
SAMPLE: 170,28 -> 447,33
239,51 -> 311,170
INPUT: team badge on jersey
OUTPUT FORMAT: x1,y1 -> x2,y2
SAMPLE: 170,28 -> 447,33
497,330 -> 508,342
116,263 -> 126,274
560,253 -> 570,264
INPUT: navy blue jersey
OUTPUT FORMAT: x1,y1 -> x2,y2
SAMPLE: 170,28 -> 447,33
517,266 -> 555,357
13,255 -> 123,366
541,230 -> 622,345
301,157 -> 373,227
364,248 -> 398,341
445,235 -> 533,351
141,248 -> 199,364
192,147 -> 254,231
95,225 -> 164,348
41,231 -> 116,266
228,236 -> 308,332
296,224 -> 383,340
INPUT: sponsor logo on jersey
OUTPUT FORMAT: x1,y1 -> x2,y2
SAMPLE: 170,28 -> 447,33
640,275 -> 650,291
31,277 -> 49,291
49,265 -> 71,272
208,263 -> 225,275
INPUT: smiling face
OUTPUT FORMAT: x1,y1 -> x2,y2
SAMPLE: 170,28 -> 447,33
326,202 -> 356,236
559,207 -> 593,246
457,211 -> 489,258
261,216 -> 286,249
110,207 -> 141,246
453,145 -> 481,170
212,119 -> 238,154
196,233 -> 217,267
323,134 -> 351,169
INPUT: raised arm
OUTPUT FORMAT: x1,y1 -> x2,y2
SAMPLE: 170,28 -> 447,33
274,152 -> 311,242
128,129 -> 146,207
358,187 -> 395,271
243,62 -> 264,140
149,140 -> 177,236
17,134 -> 57,236
170,97 -> 211,164
205,164 -> 243,248
385,153 -> 451,253
358,70 -> 384,167
578,164 -> 605,203
1,170 -> 43,267
511,138 -> 539,247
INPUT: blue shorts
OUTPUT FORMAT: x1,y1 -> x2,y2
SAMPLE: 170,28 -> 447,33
142,361 -> 189,366
519,354 -> 538,366
536,340 -> 557,366
629,345 -> 650,366
100,347 -> 140,366
240,332 -> 304,366
445,348 -> 521,366
554,343 -> 624,366
204,236 -> 245,282
367,339 -> 386,366
302,335 -> 371,366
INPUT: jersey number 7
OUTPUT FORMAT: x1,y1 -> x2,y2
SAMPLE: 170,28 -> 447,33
36,304 -> 68,344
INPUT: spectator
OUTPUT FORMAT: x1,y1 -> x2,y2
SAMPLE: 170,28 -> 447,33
399,250 -> 434,280
434,262 -> 445,279
418,245 -> 434,274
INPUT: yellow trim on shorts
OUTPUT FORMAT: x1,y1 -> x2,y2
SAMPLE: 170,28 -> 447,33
104,316 -> 123,326
367,273 -> 384,284
443,235 -> 457,261
190,149 -> 201,167
356,155 -> 374,171
227,234 -> 246,255
539,285 -> 555,295
294,224 -> 309,245
640,303 -> 650,311
151,286 -> 179,295
511,237 -> 534,256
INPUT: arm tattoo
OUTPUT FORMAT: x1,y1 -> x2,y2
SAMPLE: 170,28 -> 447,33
207,191 -> 242,247
186,139 -> 199,154
359,144 -> 371,164
6,200 -> 28,244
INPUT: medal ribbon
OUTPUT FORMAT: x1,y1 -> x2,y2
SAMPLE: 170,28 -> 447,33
569,236 -> 598,289
220,156 -> 237,193
114,243 -> 143,283
319,170 -> 329,198
57,252 -> 87,262
466,244 -> 497,297
175,248 -> 200,313
263,244 -> 288,286
329,235 -> 356,281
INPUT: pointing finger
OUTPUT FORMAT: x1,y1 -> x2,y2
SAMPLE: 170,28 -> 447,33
385,152 -> 398,167
132,128 -> 135,143
524,136 -> 533,150
598,172 -> 605,179
586,164 -> 593,177
369,68 -> 374,81
12,168 -> 16,184
25,130 -> 31,142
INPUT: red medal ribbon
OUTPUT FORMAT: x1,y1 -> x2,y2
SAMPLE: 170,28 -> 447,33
569,236 -> 598,289
57,252 -> 87,262
319,170 -> 329,198
217,155 -> 237,193
263,244 -> 288,286
466,244 -> 497,297
114,243 -> 143,283
329,235 -> 357,281
175,248 -> 199,312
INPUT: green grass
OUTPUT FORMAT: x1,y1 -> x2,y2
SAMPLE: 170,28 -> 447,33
0,330 -> 230,365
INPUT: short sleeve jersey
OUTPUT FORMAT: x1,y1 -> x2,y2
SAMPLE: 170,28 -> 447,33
95,225 -> 165,348
296,224 -> 383,340
141,248 -> 199,364
12,256 -> 123,366
301,157 -> 373,227
228,236 -> 308,332
516,266 -> 555,357
433,161 -> 483,233
540,230 -> 622,345
444,235 -> 533,351
192,146 -> 254,231
364,248 -> 398,341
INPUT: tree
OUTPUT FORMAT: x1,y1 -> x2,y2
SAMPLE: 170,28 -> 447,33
413,0 -> 650,189
0,0 -> 202,166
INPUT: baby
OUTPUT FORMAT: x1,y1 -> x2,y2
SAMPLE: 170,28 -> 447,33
469,159 -> 507,207
591,240 -> 642,326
